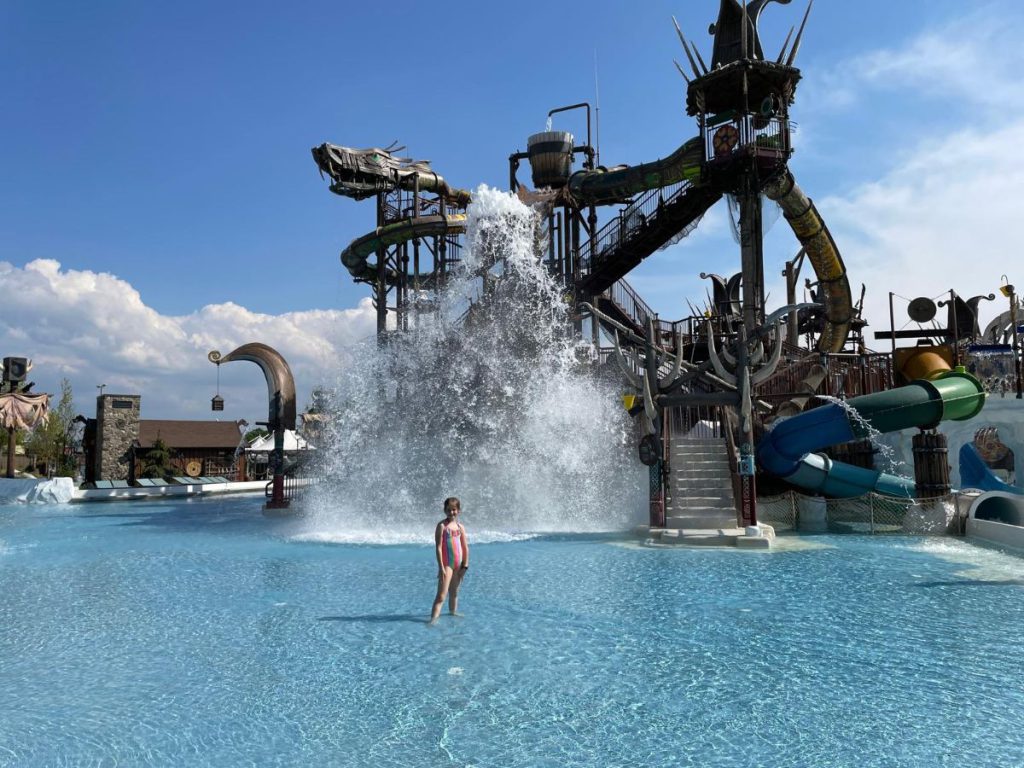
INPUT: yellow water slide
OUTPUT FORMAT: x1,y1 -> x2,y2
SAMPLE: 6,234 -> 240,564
764,171 -> 852,352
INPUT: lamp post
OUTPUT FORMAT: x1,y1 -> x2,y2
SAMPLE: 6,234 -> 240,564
1000,276 -> 1023,399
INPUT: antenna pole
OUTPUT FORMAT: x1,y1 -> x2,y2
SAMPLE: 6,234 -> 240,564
594,48 -> 601,166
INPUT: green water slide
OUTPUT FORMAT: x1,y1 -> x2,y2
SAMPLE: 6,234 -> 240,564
567,142 -> 852,352
758,366 -> 986,497
566,137 -> 705,205
340,214 -> 468,282
312,143 -> 472,282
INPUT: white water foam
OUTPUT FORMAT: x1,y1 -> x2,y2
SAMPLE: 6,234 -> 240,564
906,537 -> 1024,581
816,395 -> 910,477
295,186 -> 645,545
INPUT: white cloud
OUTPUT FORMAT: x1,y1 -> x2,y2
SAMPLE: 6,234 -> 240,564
763,116 -> 1024,342
0,259 -> 375,421
805,13 -> 1023,116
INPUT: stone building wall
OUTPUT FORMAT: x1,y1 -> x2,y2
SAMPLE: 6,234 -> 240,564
94,394 -> 141,481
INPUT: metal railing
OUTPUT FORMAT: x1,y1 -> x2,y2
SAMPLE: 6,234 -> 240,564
666,377 -> 725,439
603,278 -> 657,333
265,473 -> 303,504
756,351 -> 893,407
578,179 -> 692,276
704,115 -> 789,163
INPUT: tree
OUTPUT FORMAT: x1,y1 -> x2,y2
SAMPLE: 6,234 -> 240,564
24,378 -> 76,477
140,438 -> 175,479
244,427 -> 269,443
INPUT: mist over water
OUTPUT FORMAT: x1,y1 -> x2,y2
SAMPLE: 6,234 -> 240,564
297,186 -> 645,544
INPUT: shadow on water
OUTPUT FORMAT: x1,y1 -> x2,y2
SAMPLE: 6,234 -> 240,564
915,579 -> 1024,588
318,614 -> 426,624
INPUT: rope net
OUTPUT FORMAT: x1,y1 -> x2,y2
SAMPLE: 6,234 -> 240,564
757,491 -> 961,535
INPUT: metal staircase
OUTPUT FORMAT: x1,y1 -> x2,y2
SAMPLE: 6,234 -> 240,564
577,179 -> 721,296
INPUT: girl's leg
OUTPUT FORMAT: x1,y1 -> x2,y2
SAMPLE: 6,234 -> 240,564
448,569 -> 464,615
430,568 -> 453,624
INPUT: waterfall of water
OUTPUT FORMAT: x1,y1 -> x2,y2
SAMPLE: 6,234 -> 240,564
297,186 -> 645,544
816,395 -> 909,477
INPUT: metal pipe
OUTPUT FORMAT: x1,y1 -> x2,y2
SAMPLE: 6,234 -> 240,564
1003,277 -> 1024,399
547,103 -> 593,170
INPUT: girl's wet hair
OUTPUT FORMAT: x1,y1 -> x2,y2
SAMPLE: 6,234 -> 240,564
443,496 -> 461,513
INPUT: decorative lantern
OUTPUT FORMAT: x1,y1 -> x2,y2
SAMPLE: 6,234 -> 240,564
211,394 -> 224,411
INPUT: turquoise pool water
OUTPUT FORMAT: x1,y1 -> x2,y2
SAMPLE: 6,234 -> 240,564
2,497 -> 1024,766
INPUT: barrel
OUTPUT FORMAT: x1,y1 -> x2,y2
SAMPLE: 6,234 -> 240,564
913,430 -> 951,497
527,131 -> 574,189
828,438 -> 876,470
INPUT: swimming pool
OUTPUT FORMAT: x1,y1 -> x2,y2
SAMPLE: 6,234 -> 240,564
2,497 -> 1023,766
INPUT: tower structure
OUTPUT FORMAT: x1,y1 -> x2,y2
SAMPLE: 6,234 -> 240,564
680,0 -> 804,333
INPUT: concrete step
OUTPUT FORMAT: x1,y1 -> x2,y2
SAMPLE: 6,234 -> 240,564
646,526 -> 774,548
671,456 -> 730,464
667,503 -> 736,514
670,453 -> 729,460
659,529 -> 740,546
670,495 -> 734,506
673,468 -> 730,475
665,514 -> 738,529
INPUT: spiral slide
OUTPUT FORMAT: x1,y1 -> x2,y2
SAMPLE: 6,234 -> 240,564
758,360 -> 986,498
340,214 -> 468,282
764,170 -> 853,353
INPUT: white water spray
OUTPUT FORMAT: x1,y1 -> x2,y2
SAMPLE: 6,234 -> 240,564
816,395 -> 909,476
298,186 -> 645,544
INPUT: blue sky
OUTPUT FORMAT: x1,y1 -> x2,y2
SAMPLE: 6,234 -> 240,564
2,0 -> 1023,420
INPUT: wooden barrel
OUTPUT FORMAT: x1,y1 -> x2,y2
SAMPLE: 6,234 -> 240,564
913,430 -> 951,498
527,131 -> 574,188
828,438 -> 876,470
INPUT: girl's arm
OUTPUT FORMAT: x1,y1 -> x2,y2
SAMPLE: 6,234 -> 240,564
435,523 -> 444,571
460,523 -> 469,567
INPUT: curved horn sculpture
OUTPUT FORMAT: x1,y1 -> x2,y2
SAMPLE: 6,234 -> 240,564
209,343 -> 297,431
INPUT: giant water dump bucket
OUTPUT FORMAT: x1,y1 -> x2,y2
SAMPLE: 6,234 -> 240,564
527,131 -> 574,189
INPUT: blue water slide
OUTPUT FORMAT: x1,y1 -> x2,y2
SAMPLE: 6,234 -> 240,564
757,402 -> 916,498
959,443 -> 1024,495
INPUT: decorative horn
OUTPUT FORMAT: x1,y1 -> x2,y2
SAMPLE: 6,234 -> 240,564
706,320 -> 737,385
612,330 -> 643,391
751,327 -> 786,385
660,332 -> 686,391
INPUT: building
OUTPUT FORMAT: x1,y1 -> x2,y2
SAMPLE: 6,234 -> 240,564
82,394 -> 246,482
134,420 -> 246,481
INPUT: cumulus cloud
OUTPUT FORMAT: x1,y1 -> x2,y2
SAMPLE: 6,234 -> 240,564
809,117 -> 1024,338
0,259 -> 375,421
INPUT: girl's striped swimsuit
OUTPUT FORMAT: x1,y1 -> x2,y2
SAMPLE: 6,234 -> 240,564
441,525 -> 463,569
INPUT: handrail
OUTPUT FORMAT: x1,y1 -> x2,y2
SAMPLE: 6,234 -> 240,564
579,179 -> 692,275
720,406 -> 742,522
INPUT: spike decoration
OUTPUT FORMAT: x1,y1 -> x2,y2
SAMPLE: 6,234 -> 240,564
786,0 -> 814,67
673,16 -> 707,78
776,25 -> 795,64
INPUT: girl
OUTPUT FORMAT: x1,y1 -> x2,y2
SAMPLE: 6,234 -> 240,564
429,496 -> 469,624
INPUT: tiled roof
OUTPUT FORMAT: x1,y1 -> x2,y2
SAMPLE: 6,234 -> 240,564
137,420 -> 242,450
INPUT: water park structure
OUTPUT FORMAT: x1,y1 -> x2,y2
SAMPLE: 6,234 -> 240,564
312,0 -> 1023,544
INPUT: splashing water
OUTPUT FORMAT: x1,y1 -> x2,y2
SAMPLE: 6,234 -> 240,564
545,116 -> 552,132
816,395 -> 909,476
298,186 -> 645,545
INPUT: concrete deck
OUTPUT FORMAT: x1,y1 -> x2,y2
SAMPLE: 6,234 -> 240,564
72,478 -> 317,503
636,524 -> 776,549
